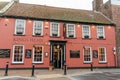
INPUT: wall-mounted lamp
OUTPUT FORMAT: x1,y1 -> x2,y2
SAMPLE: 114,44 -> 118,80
45,52 -> 48,57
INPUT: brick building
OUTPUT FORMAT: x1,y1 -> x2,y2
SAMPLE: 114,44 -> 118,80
93,0 -> 120,66
0,0 -> 116,69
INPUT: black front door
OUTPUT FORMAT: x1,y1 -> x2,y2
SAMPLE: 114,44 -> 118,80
50,40 -> 66,69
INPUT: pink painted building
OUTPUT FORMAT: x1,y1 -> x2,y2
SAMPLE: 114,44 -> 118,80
0,0 -> 116,69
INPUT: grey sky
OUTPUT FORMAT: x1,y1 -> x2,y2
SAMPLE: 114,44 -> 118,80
1,0 -> 109,10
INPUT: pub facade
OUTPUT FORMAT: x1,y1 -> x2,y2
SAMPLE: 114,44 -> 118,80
0,0 -> 116,69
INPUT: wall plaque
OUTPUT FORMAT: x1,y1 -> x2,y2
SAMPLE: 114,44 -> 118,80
93,50 -> 98,58
0,49 -> 10,58
25,49 -> 31,58
70,50 -> 80,58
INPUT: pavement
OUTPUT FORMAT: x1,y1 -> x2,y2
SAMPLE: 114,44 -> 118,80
0,68 -> 120,80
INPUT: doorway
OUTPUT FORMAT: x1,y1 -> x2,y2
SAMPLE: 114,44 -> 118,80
50,40 -> 66,69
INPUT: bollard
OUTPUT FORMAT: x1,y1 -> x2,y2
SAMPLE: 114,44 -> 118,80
90,62 -> 93,71
31,64 -> 35,77
4,62 -> 9,76
64,62 -> 67,75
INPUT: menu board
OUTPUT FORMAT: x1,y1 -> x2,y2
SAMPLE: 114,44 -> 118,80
70,50 -> 80,58
0,49 -> 10,58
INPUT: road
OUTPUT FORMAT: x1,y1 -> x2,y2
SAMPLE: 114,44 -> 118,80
71,72 -> 120,80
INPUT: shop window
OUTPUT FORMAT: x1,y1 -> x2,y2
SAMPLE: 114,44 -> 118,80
82,25 -> 91,39
83,46 -> 92,63
33,45 -> 43,63
97,26 -> 105,39
33,21 -> 43,36
98,47 -> 106,63
50,22 -> 60,37
66,24 -> 76,38
14,19 -> 25,35
13,45 -> 24,63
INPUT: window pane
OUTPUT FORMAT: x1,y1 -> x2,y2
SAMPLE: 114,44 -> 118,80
33,46 -> 43,63
15,19 -> 25,35
82,25 -> 90,38
67,24 -> 75,38
97,26 -> 104,39
51,23 -> 59,37
34,21 -> 43,36
99,47 -> 106,62
84,47 -> 91,62
13,45 -> 24,63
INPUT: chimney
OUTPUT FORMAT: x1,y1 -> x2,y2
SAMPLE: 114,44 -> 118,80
92,0 -> 103,12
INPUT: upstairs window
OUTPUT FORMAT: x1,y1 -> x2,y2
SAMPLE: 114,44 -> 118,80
15,19 -> 25,35
13,45 -> 24,63
33,21 -> 43,36
82,25 -> 90,39
50,22 -> 60,37
66,24 -> 75,38
97,26 -> 105,39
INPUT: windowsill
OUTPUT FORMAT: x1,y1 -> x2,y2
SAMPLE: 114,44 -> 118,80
65,37 -> 77,39
83,62 -> 92,64
11,63 -> 24,65
99,61 -> 107,64
14,34 -> 25,36
32,35 -> 43,37
32,62 -> 43,64
50,36 -> 60,38
97,38 -> 106,40
82,38 -> 92,40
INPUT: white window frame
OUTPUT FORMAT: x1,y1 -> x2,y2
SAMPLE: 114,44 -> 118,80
66,24 -> 76,38
14,19 -> 26,35
12,45 -> 24,64
33,45 -> 44,63
82,25 -> 91,38
83,46 -> 92,63
98,47 -> 107,63
33,20 -> 43,36
50,22 -> 60,37
97,26 -> 105,39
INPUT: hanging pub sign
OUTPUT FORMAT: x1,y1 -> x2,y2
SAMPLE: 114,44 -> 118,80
70,50 -> 80,58
0,49 -> 10,58
93,50 -> 98,58
25,49 -> 31,58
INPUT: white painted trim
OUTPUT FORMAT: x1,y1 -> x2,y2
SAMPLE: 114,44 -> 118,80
0,1 -> 14,13
33,20 -> 43,36
32,45 -> 44,63
12,45 -> 24,64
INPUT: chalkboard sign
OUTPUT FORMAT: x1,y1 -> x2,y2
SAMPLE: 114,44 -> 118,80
25,49 -> 31,58
93,50 -> 98,58
0,49 -> 10,58
70,50 -> 80,58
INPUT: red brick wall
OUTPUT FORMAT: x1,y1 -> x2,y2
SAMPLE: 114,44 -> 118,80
0,18 -> 116,68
